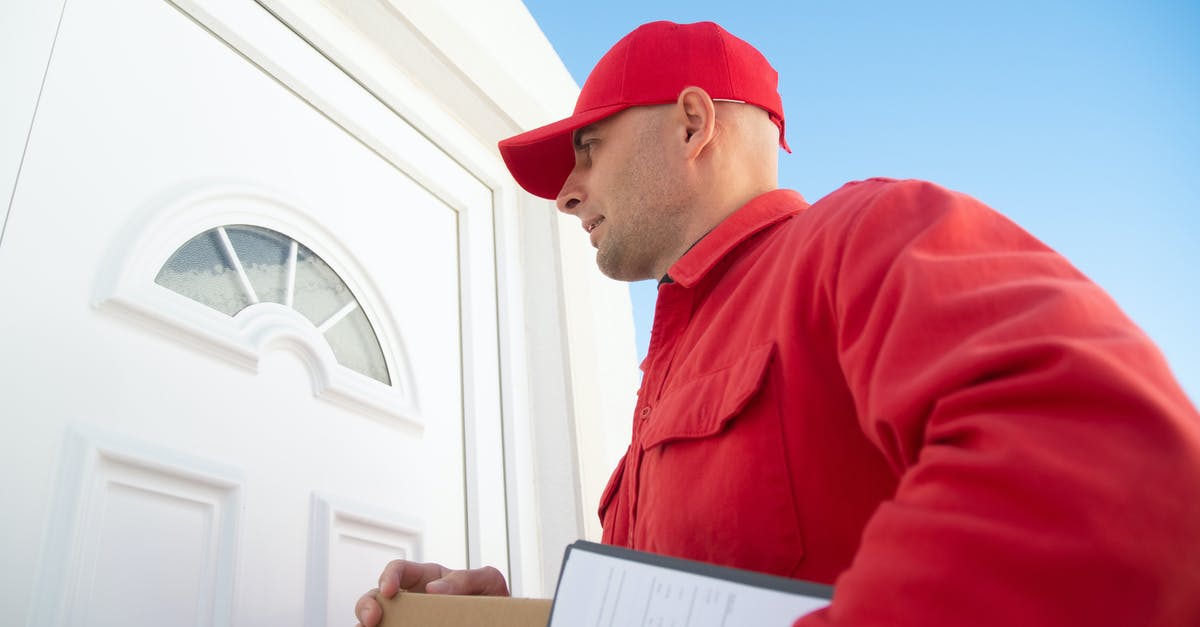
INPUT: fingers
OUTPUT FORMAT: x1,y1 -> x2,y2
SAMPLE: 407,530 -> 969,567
426,566 -> 510,596
354,588 -> 381,627
378,560 -> 449,597
364,560 -> 510,627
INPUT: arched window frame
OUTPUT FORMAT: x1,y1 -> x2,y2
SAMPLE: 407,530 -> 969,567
94,184 -> 421,429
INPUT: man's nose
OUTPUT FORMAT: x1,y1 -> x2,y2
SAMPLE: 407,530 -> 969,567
556,170 -> 584,214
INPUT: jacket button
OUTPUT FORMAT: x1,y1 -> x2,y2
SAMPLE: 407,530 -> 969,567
639,407 -> 651,419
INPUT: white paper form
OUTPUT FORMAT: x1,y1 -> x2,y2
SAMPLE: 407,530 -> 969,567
549,543 -> 831,627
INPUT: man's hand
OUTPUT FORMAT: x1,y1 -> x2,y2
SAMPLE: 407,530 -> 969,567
353,560 -> 510,627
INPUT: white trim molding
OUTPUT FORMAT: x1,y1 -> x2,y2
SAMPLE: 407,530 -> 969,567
29,426 -> 244,627
305,493 -> 424,627
94,183 -> 424,430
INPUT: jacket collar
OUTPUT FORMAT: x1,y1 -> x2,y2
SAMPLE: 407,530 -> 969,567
666,189 -> 808,288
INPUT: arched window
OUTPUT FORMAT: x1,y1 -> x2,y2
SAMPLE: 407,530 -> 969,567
155,225 -> 390,385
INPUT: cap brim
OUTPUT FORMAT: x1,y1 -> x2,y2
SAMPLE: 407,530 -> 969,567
498,103 -> 632,200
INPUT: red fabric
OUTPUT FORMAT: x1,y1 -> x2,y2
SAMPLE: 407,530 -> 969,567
598,179 -> 1200,626
499,21 -> 788,199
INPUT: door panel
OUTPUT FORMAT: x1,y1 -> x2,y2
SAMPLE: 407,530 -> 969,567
0,0 -> 493,624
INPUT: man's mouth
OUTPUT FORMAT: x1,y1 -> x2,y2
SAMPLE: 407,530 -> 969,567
586,217 -> 605,233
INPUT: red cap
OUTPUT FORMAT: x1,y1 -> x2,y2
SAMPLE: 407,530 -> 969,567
499,21 -> 789,200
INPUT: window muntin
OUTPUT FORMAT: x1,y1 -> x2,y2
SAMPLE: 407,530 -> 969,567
155,225 -> 390,385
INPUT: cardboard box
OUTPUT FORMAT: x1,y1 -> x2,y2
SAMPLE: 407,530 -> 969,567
380,592 -> 552,627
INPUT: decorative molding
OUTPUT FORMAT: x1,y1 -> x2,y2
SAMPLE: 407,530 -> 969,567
29,427 -> 244,627
305,493 -> 423,627
94,183 -> 423,431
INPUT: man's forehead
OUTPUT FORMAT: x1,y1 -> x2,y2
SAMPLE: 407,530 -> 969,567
572,107 -> 646,143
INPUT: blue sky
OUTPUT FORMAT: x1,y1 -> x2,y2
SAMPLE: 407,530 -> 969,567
521,0 -> 1200,404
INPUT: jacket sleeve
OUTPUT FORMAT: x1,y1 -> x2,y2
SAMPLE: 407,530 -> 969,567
794,180 -> 1200,627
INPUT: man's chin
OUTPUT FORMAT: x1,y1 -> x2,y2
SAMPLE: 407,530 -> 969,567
596,255 -> 653,283
595,252 -> 626,281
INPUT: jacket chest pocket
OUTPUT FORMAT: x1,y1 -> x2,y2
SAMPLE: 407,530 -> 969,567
634,343 -> 806,576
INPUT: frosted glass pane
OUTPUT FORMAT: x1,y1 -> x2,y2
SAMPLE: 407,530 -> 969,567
156,230 -> 251,316
292,245 -> 353,326
156,225 -> 392,388
324,306 -> 390,384
227,225 -> 289,305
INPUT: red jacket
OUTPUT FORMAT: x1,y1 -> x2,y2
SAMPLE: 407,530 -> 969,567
598,179 -> 1200,626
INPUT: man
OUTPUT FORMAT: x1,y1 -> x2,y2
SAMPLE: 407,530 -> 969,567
356,20 -> 1200,626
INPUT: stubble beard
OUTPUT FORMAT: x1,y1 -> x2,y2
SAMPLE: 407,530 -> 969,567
594,199 -> 689,282
595,222 -> 647,281
593,110 -> 689,282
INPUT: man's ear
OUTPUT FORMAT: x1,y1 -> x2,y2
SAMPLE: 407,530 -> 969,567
676,86 -> 717,159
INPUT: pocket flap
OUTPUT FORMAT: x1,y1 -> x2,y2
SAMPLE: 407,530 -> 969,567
640,342 -> 775,450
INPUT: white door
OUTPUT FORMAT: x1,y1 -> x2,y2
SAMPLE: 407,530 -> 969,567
0,0 -> 505,625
